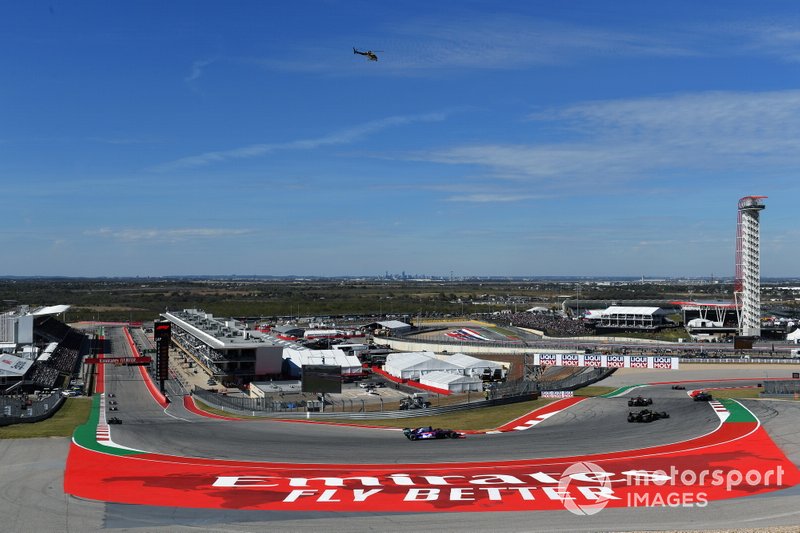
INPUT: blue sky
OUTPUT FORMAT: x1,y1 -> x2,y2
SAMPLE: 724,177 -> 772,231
2,1 -> 800,277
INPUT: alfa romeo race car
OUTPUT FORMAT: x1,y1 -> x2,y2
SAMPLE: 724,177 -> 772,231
627,409 -> 669,423
628,396 -> 653,407
692,391 -> 713,401
403,427 -> 464,440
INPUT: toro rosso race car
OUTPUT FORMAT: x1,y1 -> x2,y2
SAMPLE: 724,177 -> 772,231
403,427 -> 464,440
627,396 -> 653,407
692,391 -> 713,401
628,409 -> 669,423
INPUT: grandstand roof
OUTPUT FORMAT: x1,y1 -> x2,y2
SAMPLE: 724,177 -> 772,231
603,306 -> 666,316
671,300 -> 738,309
29,305 -> 70,316
0,354 -> 34,377
376,320 -> 411,330
526,307 -> 549,313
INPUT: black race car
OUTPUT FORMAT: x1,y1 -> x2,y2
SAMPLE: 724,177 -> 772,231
403,427 -> 464,441
628,409 -> 669,423
628,396 -> 653,407
108,417 -> 122,424
671,385 -> 686,390
109,406 -> 118,411
693,392 -> 713,401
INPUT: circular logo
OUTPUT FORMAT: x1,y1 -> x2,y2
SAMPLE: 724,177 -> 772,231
558,461 -> 613,516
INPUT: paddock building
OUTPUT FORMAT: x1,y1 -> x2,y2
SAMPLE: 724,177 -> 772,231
162,309 -> 284,384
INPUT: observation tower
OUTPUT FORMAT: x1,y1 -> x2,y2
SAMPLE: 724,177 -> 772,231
734,196 -> 767,337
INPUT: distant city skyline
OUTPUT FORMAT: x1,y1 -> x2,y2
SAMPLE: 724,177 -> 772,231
2,2 -> 799,277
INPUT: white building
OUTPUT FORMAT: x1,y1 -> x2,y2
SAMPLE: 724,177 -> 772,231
282,348 -> 364,378
384,351 -> 459,380
420,371 -> 482,393
440,353 -> 504,378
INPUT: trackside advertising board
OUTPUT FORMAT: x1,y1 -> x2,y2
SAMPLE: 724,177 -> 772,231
534,354 -> 679,369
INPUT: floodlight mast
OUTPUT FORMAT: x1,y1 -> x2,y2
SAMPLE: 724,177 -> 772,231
734,196 -> 767,337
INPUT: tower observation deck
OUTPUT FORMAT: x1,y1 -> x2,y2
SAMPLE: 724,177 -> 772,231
734,195 -> 766,337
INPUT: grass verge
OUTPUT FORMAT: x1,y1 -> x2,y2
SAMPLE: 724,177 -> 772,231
711,388 -> 761,399
0,398 -> 92,439
574,386 -> 618,397
194,397 -> 553,432
348,399 -> 552,431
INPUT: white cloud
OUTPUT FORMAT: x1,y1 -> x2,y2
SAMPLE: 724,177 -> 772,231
387,15 -> 695,71
445,193 -> 545,203
729,20 -> 800,62
86,228 -> 253,242
153,111 -> 447,171
410,89 -> 800,189
185,58 -> 217,83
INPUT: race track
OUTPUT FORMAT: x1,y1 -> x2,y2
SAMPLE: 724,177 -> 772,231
4,327 -> 800,532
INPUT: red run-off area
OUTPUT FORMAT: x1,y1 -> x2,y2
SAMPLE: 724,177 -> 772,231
64,418 -> 799,512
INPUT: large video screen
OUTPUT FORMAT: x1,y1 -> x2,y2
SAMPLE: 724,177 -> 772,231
302,365 -> 342,394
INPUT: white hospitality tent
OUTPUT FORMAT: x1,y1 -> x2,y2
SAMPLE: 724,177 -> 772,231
440,353 -> 504,377
384,351 -> 460,380
420,371 -> 482,393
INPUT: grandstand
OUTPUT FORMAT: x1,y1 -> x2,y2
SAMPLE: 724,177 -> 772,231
27,319 -> 86,390
593,306 -> 670,331
0,307 -> 87,393
496,312 -> 591,337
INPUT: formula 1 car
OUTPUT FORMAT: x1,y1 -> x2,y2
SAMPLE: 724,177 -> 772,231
403,427 -> 464,440
108,417 -> 122,424
627,409 -> 669,423
671,385 -> 686,390
109,406 -> 118,411
692,391 -> 713,401
628,396 -> 653,407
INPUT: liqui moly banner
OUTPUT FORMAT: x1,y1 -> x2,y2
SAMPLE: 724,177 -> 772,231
532,354 -> 679,369
541,390 -> 574,398
606,355 -> 626,368
584,354 -> 602,367
561,354 -> 580,367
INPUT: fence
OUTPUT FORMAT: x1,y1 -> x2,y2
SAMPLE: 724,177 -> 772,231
762,380 -> 800,397
192,384 -> 538,419
537,367 -> 616,391
681,358 -> 800,364
0,392 -> 65,426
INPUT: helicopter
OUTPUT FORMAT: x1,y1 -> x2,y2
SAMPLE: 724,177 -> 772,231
353,47 -> 381,61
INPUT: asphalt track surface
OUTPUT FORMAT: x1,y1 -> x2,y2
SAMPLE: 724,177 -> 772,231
3,329 -> 800,532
